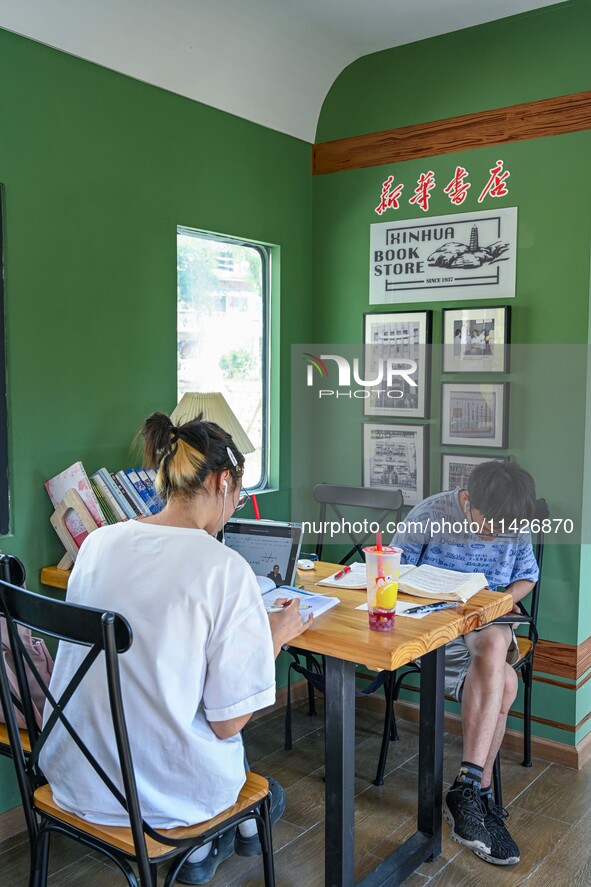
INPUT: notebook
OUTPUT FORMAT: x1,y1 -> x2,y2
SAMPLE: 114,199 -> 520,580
223,518 -> 303,588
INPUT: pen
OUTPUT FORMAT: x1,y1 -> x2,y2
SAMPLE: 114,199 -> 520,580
405,601 -> 459,615
334,566 -> 352,580
268,601 -> 312,612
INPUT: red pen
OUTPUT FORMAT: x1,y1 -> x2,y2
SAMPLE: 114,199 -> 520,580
334,566 -> 352,580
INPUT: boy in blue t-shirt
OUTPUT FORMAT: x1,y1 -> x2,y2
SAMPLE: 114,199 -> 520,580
392,461 -> 538,868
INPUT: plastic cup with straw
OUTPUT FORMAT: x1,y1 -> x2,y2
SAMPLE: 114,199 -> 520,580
364,532 -> 402,632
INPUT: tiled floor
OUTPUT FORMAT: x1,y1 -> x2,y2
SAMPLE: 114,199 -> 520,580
1,700 -> 590,886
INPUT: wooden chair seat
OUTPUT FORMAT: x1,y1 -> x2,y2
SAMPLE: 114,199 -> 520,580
0,723 -> 31,754
34,771 -> 270,859
515,635 -> 534,665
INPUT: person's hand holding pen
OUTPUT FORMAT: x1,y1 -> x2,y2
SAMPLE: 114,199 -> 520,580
268,598 -> 311,657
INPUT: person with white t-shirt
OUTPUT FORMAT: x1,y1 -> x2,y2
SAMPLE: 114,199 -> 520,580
40,411 -> 308,885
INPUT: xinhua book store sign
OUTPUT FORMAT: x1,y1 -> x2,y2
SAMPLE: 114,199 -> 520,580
369,208 -> 517,304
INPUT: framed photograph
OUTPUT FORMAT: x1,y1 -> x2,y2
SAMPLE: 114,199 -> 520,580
363,310 -> 432,418
363,423 -> 427,505
441,454 -> 509,491
441,382 -> 508,448
442,305 -> 510,373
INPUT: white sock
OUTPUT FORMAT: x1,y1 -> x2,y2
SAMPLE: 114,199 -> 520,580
238,818 -> 258,838
187,842 -> 212,862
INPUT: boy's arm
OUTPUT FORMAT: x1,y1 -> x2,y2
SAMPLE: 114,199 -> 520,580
506,578 -> 535,609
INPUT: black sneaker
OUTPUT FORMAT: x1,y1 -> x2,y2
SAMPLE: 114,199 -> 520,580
443,783 -> 491,855
474,795 -> 520,865
177,830 -> 235,885
234,777 -> 286,857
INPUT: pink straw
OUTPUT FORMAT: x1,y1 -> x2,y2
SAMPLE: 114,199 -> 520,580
376,532 -> 383,579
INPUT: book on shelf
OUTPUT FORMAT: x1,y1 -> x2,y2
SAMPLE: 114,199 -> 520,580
90,469 -> 129,522
111,473 -> 143,517
45,462 -> 107,547
115,470 -> 150,516
90,479 -> 119,525
136,467 -> 164,514
45,461 -> 163,562
317,562 -> 487,603
145,467 -> 157,484
126,469 -> 162,515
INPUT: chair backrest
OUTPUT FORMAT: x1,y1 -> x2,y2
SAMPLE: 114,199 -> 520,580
0,554 -> 26,586
0,580 -> 170,870
526,497 -> 550,633
312,483 -> 404,564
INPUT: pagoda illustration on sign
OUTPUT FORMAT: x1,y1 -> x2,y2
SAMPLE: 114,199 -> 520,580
427,224 -> 509,269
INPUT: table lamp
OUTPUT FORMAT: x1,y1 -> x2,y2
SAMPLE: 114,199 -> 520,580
170,392 -> 255,454
170,392 -> 261,517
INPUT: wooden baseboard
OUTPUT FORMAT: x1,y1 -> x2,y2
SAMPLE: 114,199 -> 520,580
575,727 -> 591,769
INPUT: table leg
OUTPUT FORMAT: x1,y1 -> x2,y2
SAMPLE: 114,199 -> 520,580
324,655 -> 356,887
417,645 -> 445,858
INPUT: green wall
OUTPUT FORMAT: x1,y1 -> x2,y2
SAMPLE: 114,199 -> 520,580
0,28 -> 312,813
312,0 -> 591,747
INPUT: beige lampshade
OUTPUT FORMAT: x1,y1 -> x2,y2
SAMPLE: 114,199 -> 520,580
170,392 -> 255,454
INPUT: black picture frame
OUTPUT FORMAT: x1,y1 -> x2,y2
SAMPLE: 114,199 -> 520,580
362,422 -> 428,506
441,382 -> 509,449
363,310 -> 432,418
442,305 -> 511,373
440,453 -> 509,491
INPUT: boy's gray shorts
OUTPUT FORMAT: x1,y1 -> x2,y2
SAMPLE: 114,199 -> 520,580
444,623 -> 520,702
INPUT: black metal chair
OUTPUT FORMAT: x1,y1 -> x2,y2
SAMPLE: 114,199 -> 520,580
0,554 -> 32,760
313,483 -> 404,564
489,497 -> 549,806
285,483 -> 404,786
390,497 -> 550,805
0,579 -> 276,887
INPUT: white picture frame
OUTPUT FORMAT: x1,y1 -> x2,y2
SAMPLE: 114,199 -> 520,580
441,382 -> 508,448
363,310 -> 431,418
440,454 -> 508,491
363,423 -> 427,505
442,305 -> 510,373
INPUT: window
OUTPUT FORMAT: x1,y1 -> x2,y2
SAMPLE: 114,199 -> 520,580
177,229 -> 269,489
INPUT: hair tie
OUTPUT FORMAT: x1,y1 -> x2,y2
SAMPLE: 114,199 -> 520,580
170,426 -> 180,444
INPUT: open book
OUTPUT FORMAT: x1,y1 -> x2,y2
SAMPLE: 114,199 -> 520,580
316,562 -> 368,589
398,564 -> 487,602
260,585 -> 340,622
317,562 -> 487,603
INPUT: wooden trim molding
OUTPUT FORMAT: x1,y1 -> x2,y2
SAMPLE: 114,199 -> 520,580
313,90 -> 591,175
534,635 -> 591,682
394,678 -> 591,734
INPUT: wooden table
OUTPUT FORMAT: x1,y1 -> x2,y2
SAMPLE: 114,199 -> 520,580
294,561 -> 513,887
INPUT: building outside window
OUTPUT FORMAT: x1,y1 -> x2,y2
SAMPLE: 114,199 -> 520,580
177,229 -> 269,489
